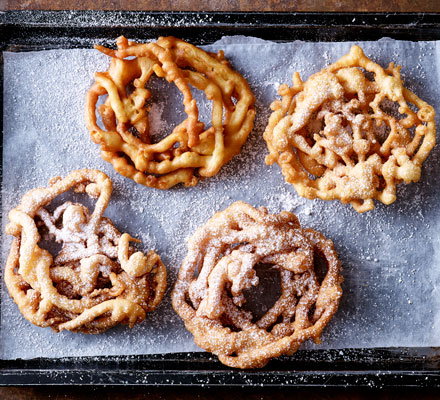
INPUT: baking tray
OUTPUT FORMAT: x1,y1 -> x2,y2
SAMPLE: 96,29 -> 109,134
1,10 -> 440,387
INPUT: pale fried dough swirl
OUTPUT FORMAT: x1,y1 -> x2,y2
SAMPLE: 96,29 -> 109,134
264,45 -> 436,212
5,169 -> 167,334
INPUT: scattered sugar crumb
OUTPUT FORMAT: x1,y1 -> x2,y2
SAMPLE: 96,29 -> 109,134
2,37 -> 440,360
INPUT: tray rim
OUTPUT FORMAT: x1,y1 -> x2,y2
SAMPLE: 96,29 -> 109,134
1,9 -> 440,387
2,10 -> 440,50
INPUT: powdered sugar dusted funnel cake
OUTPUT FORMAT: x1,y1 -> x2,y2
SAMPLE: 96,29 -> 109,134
264,45 -> 436,212
4,169 -> 167,334
172,201 -> 342,368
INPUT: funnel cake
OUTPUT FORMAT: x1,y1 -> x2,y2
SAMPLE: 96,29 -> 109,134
4,169 -> 167,334
264,45 -> 436,212
172,202 -> 342,369
85,36 -> 256,189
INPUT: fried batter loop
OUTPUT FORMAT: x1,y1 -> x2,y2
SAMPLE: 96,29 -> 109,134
264,45 -> 436,212
172,202 -> 342,368
5,169 -> 167,333
85,36 -> 255,189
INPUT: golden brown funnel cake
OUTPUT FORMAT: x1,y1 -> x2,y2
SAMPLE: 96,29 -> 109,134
85,36 -> 256,189
5,169 -> 167,334
172,201 -> 342,368
264,45 -> 436,212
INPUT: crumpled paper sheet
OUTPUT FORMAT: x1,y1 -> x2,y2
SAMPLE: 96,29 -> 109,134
2,36 -> 439,359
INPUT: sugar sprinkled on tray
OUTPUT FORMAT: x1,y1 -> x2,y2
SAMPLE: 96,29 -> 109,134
1,37 -> 440,359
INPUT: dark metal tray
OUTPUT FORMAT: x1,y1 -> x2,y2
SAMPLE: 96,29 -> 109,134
1,10 -> 440,387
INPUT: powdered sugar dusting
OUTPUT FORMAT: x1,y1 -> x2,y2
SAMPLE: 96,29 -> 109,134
2,37 -> 440,359
148,102 -> 166,140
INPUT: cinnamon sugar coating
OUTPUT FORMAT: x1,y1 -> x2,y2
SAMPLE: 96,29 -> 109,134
264,45 -> 436,212
4,169 -> 167,334
172,202 -> 342,368
85,36 -> 255,189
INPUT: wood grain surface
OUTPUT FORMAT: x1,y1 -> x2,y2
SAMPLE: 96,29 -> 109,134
3,0 -> 440,12
2,386 -> 440,399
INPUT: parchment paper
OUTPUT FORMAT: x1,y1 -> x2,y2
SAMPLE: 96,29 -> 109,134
2,37 -> 440,359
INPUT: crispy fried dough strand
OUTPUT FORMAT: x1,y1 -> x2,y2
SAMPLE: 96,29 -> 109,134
85,36 -> 256,189
264,45 -> 436,212
172,201 -> 343,368
4,169 -> 167,334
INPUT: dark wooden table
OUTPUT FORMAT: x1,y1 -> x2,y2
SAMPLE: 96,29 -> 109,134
2,1 -> 440,399
3,386 -> 440,399
4,0 -> 440,12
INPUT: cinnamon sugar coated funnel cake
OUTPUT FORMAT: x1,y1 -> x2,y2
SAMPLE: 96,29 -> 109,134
264,45 -> 436,212
4,169 -> 167,334
172,201 -> 343,369
85,36 -> 256,189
